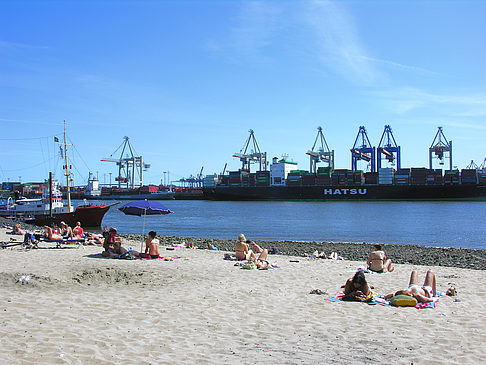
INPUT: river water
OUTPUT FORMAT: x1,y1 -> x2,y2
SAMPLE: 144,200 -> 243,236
82,200 -> 486,250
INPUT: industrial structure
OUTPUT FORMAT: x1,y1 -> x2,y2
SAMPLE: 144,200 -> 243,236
429,127 -> 453,170
351,126 -> 376,172
306,126 -> 334,173
377,125 -> 401,170
232,129 -> 267,173
101,136 -> 150,189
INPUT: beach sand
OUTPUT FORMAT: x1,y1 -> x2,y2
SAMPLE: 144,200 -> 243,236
1,228 -> 485,364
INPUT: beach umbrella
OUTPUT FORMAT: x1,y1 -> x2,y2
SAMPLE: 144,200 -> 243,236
118,200 -> 173,251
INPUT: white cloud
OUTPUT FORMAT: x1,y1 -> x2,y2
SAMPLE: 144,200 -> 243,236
302,0 -> 382,85
369,87 -> 486,116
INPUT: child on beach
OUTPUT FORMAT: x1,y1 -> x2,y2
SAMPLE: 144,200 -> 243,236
367,244 -> 394,273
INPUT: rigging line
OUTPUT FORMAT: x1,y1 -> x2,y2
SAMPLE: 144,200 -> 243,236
2,155 -> 58,173
67,136 -> 92,172
39,138 -> 48,178
0,132 -> 62,141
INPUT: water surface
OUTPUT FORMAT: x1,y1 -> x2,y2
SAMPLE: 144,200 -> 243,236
88,200 -> 485,250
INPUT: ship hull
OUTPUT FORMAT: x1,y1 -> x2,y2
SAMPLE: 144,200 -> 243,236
202,184 -> 486,201
33,205 -> 111,227
93,192 -> 175,200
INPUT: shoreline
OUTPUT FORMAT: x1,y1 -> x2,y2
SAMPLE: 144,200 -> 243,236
3,217 -> 485,270
119,233 -> 486,271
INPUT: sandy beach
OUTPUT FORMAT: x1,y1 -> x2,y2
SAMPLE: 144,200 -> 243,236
1,227 -> 485,364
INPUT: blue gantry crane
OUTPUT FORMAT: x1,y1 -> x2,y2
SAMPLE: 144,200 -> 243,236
351,126 -> 375,172
429,127 -> 453,170
377,125 -> 401,170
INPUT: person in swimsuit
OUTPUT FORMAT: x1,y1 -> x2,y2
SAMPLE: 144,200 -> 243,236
343,270 -> 372,298
235,233 -> 254,260
43,225 -> 63,240
385,269 -> 436,303
102,227 -> 128,257
142,231 -> 160,259
367,244 -> 394,273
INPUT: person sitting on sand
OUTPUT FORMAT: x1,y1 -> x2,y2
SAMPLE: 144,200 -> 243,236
43,225 -> 63,240
60,222 -> 73,239
102,227 -> 128,257
249,248 -> 271,269
343,270 -> 372,298
73,222 -> 84,238
12,223 -> 25,235
141,231 -> 160,259
235,233 -> 254,260
385,269 -> 436,303
247,240 -> 264,254
367,244 -> 394,273
186,241 -> 197,249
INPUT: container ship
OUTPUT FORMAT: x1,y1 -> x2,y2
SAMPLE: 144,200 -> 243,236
202,127 -> 486,201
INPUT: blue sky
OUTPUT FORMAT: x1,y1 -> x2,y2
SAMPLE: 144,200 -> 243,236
1,0 -> 485,186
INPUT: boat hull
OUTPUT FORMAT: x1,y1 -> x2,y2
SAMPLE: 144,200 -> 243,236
202,184 -> 486,201
33,205 -> 111,227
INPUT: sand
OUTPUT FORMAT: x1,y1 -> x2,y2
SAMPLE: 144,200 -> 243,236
1,227 -> 485,364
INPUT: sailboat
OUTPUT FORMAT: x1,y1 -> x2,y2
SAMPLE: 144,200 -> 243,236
0,121 -> 113,227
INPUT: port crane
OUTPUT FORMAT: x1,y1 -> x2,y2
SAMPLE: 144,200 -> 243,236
233,129 -> 267,173
306,126 -> 334,173
466,160 -> 478,169
101,136 -> 150,189
480,158 -> 486,170
377,125 -> 401,170
429,127 -> 452,170
351,126 -> 376,172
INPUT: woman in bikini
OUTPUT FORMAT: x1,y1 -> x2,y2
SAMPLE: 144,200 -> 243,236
235,233 -> 254,260
385,269 -> 436,303
343,270 -> 372,298
367,244 -> 394,272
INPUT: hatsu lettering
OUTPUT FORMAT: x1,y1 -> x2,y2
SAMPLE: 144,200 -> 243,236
323,188 -> 367,195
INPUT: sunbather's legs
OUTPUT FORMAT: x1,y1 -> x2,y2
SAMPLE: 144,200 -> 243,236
423,270 -> 436,296
384,259 -> 394,272
251,243 -> 263,253
409,270 -> 418,286
258,249 -> 268,261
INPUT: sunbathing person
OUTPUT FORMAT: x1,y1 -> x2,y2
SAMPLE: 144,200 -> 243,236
385,270 -> 436,303
12,224 -> 25,235
186,241 -> 197,249
102,227 -> 128,257
343,270 -> 372,298
73,222 -> 84,238
235,233 -> 255,260
60,222 -> 73,239
251,248 -> 270,269
367,244 -> 394,272
247,240 -> 264,253
43,226 -> 63,240
140,231 -> 160,259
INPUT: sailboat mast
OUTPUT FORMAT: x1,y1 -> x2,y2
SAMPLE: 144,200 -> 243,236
63,120 -> 72,213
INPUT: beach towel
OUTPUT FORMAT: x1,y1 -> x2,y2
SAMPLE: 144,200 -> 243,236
325,291 -> 442,309
139,256 -> 181,261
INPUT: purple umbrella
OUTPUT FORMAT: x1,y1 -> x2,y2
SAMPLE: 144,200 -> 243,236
118,200 -> 173,251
